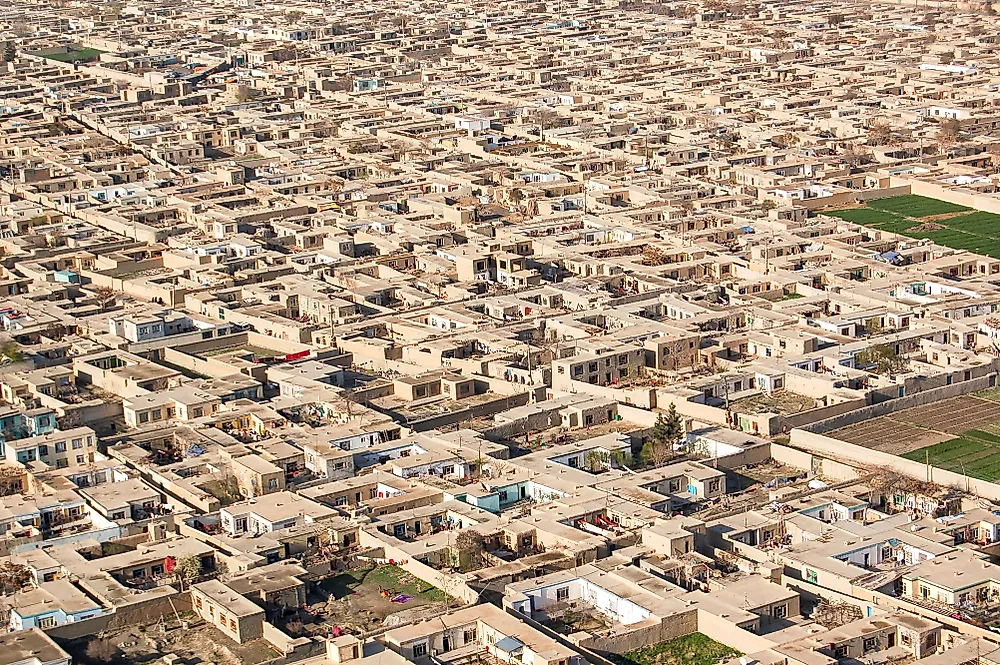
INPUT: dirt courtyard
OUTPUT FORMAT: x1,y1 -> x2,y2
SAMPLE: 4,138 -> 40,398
292,563 -> 448,637
66,616 -> 280,665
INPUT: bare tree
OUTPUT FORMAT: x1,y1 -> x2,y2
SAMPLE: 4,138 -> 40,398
866,120 -> 895,147
92,286 -> 117,311
530,109 -> 559,141
842,142 -> 873,169
814,599 -> 863,628
383,139 -> 408,161
936,118 -> 961,151
454,530 -> 485,570
989,145 -> 1000,174
84,639 -> 121,665
862,464 -> 911,514
0,562 -> 32,594
0,466 -> 25,496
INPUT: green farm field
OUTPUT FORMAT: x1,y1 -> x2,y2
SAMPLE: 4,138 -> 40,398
824,195 -> 1000,259
901,429 -> 1000,482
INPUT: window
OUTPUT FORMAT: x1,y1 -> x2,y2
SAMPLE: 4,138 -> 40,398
834,646 -> 848,658
335,496 -> 349,506
139,412 -> 150,424
151,564 -> 164,576
196,597 -> 202,609
39,445 -> 48,456
863,637 -> 878,653
38,616 -> 56,629
219,613 -> 228,626
772,604 -> 787,618
708,480 -> 720,493
55,442 -> 66,453
152,409 -> 162,420
76,455 -> 85,464
230,618 -> 237,631
72,439 -> 83,450
268,479 -> 278,490
56,459 -> 68,469
556,586 -> 569,601
132,568 -> 146,578
413,643 -> 427,657
464,629 -> 476,643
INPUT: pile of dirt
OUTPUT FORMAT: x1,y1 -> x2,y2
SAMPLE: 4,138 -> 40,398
919,212 -> 965,222
909,222 -> 944,232
383,603 -> 448,627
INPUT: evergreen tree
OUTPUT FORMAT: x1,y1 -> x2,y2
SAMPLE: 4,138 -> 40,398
663,402 -> 684,448
642,404 -> 686,467
2,42 -> 15,63
651,412 -> 670,446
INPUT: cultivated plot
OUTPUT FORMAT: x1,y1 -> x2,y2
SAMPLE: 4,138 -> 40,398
827,416 -> 952,456
824,195 -> 1000,258
829,395 -> 1000,481
892,396 -> 1000,433
901,432 -> 1000,482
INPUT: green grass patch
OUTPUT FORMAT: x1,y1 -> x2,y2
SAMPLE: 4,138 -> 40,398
902,437 -> 1000,481
901,437 -> 981,464
824,208 -> 904,226
965,456 -> 1000,481
906,228 -> 1000,259
937,211 -> 1000,237
975,388 -> 1000,402
781,292 -> 805,300
963,429 -> 1000,444
320,564 -> 446,602
39,47 -> 105,63
872,218 -> 923,235
615,634 -> 740,665
867,195 -> 969,217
